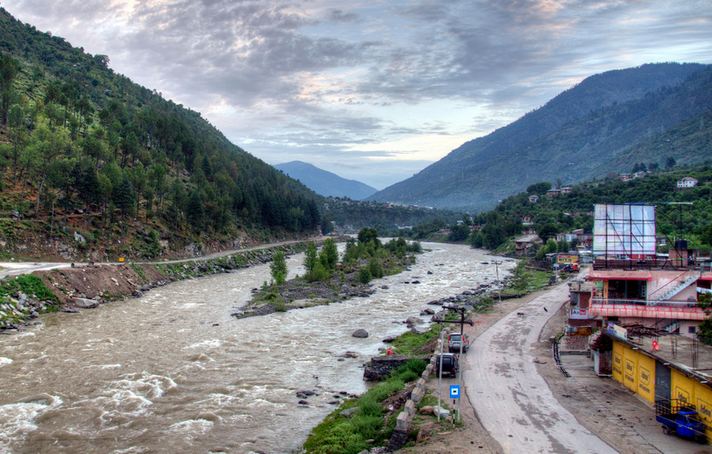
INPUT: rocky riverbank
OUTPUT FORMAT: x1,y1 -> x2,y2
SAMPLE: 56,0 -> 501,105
0,242 -> 312,332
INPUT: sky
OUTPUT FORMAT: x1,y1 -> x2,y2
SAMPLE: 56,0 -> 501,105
5,0 -> 712,189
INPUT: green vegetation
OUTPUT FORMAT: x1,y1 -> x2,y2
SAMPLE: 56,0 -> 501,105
501,262 -> 552,297
0,274 -> 57,303
321,197 -> 462,235
304,360 -> 427,454
390,324 -> 443,356
0,8 -> 320,259
270,251 -> 287,285
469,165 -> 712,254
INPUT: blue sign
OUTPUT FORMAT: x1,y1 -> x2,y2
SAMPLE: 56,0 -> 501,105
449,384 -> 460,399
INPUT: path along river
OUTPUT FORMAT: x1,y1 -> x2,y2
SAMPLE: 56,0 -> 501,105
0,243 -> 514,453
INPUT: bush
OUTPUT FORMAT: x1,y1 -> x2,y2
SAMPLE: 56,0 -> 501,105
367,258 -> 384,279
306,261 -> 330,282
358,267 -> 372,284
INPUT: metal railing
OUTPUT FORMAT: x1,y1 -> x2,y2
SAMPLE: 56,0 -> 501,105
591,297 -> 699,308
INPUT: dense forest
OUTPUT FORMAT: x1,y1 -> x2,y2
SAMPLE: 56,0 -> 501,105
0,9 -> 320,260
469,165 -> 712,252
321,197 -> 462,234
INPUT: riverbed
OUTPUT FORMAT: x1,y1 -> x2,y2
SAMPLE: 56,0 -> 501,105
0,243 -> 514,453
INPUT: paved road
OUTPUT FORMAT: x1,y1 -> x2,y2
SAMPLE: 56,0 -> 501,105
465,282 -> 616,453
0,238 -> 321,280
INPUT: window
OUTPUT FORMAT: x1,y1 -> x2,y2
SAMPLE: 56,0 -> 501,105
689,326 -> 696,334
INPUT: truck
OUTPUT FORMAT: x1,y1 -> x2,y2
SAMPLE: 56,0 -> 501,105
448,333 -> 470,353
655,399 -> 707,443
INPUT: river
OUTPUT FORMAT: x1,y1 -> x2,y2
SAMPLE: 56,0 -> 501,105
0,243 -> 514,453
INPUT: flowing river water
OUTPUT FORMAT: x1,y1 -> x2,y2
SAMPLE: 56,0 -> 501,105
0,243 -> 514,453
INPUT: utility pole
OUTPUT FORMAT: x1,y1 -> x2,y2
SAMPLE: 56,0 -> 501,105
493,260 -> 503,303
436,328 -> 445,421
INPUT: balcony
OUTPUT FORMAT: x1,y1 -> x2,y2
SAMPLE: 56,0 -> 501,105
589,297 -> 707,320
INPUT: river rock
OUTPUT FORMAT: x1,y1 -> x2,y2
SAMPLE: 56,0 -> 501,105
382,336 -> 396,343
405,316 -> 422,327
73,298 -> 100,309
340,407 -> 358,418
296,390 -> 316,399
352,329 -> 369,338
298,400 -> 309,405
420,308 -> 434,315
342,351 -> 359,358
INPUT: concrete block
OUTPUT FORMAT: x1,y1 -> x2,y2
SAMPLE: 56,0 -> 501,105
395,411 -> 410,432
417,378 -> 426,387
405,400 -> 416,416
411,387 -> 425,403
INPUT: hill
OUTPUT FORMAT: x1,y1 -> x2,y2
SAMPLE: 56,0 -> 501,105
275,161 -> 376,200
369,63 -> 712,212
321,198 -> 462,234
0,8 -> 320,260
470,166 -> 712,252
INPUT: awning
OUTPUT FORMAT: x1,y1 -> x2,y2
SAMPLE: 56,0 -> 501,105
587,270 -> 652,281
698,273 -> 712,282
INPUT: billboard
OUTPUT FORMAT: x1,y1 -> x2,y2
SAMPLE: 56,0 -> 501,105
593,204 -> 656,257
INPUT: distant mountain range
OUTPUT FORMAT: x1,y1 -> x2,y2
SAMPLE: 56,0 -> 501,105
275,161 -> 377,200
368,63 -> 712,212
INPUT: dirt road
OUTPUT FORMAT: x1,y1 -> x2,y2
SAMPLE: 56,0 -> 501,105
464,282 -> 616,453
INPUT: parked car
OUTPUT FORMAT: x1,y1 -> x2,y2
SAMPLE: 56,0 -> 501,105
435,353 -> 459,378
656,399 -> 707,443
448,333 -> 470,353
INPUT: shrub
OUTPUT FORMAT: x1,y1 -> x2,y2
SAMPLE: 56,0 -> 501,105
367,258 -> 384,279
358,267 -> 372,284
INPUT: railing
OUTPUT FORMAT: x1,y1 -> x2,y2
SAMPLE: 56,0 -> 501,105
591,297 -> 699,308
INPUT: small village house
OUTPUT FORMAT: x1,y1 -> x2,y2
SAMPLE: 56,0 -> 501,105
528,194 -> 539,203
677,176 -> 698,189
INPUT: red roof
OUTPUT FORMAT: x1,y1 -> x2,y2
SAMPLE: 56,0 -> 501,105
699,273 -> 712,282
587,270 -> 652,281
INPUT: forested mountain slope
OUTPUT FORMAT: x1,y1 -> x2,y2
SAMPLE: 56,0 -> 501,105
275,161 -> 377,200
0,8 -> 320,260
369,63 -> 712,212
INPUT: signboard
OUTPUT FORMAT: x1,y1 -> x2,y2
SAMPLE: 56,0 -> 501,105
449,384 -> 460,399
607,322 -> 628,340
557,254 -> 579,265
593,204 -> 656,258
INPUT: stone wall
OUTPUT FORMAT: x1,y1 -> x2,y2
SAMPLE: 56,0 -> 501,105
387,336 -> 443,451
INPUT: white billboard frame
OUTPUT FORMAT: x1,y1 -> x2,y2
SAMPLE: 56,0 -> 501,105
593,204 -> 656,258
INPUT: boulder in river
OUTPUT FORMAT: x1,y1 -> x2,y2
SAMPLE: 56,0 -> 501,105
73,298 -> 100,309
352,329 -> 369,338
405,316 -> 422,327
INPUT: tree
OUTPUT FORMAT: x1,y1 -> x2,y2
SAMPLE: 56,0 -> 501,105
665,156 -> 677,169
186,190 -> 204,230
270,251 -> 287,285
319,238 -> 338,271
304,242 -> 318,273
526,182 -> 552,194
0,53 -> 19,125
358,227 -> 378,245
448,224 -> 470,242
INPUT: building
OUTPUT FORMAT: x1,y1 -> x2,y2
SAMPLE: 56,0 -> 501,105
528,194 -> 539,204
586,268 -> 710,337
545,189 -> 560,198
521,215 -> 533,226
633,171 -> 647,179
514,233 -> 542,256
619,173 -> 633,182
677,176 -> 699,189
560,186 -> 573,194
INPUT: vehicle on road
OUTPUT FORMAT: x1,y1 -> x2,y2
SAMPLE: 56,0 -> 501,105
448,332 -> 470,353
655,399 -> 707,443
435,353 -> 459,377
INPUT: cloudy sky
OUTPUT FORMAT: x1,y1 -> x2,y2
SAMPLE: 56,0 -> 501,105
5,1 -> 712,188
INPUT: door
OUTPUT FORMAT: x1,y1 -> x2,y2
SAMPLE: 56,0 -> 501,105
656,361 -> 671,402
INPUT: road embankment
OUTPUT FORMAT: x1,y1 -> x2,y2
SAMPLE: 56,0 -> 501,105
0,241 -> 310,331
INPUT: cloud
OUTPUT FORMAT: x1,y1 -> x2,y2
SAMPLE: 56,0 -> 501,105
5,0 -> 712,187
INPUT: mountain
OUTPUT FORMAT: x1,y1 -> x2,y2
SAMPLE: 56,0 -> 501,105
275,161 -> 377,200
369,63 -> 712,212
0,8 -> 320,260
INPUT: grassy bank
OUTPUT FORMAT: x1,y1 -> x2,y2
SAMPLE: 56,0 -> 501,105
0,275 -> 59,329
500,261 -> 552,297
304,359 -> 427,454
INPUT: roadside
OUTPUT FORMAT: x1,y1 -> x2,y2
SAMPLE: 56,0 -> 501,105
464,281 -> 615,453
535,292 -> 712,454
400,287 -> 556,453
